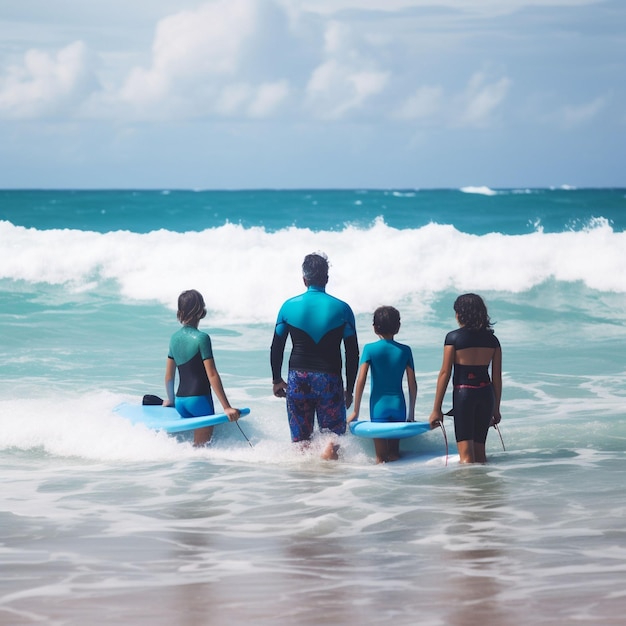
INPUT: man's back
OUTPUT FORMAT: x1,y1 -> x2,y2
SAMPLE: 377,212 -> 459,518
271,285 -> 357,376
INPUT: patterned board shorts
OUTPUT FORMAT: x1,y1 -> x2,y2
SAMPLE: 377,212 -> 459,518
286,370 -> 346,442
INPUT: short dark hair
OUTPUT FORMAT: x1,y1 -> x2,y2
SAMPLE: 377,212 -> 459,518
177,289 -> 207,325
302,252 -> 329,287
373,306 -> 401,335
453,293 -> 493,331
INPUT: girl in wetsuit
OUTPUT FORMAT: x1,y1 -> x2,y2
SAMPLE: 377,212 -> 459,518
164,289 -> 240,446
429,293 -> 502,464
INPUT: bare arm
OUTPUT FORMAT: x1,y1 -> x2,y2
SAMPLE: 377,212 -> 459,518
429,345 -> 455,428
344,334 -> 359,408
491,346 -> 502,424
164,357 -> 176,406
204,358 -> 240,422
348,362 -> 369,423
406,365 -> 417,422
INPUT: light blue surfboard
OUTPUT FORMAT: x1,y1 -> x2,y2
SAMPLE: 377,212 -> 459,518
349,420 -> 431,440
114,403 -> 250,434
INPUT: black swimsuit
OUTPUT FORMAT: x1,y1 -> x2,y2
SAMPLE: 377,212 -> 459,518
444,327 -> 500,443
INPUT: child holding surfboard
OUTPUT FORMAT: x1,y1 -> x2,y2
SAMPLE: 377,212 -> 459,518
348,306 -> 417,463
428,293 -> 502,463
164,289 -> 240,446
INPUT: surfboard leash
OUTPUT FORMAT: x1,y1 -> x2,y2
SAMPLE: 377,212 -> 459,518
444,408 -> 506,457
493,422 -> 506,451
236,420 -> 254,448
440,421 -> 449,466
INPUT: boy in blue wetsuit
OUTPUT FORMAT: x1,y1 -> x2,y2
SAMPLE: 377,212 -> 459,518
429,293 -> 502,464
348,306 -> 418,463
271,252 -> 359,460
164,289 -> 240,446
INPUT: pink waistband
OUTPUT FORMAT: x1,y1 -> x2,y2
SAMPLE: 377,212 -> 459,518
454,382 -> 491,390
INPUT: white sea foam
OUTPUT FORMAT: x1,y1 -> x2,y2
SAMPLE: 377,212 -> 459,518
0,391 -> 393,465
0,393 -> 189,462
460,185 -> 498,195
1,218 -> 624,324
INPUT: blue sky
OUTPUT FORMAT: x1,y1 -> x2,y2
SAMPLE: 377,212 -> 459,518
0,0 -> 624,189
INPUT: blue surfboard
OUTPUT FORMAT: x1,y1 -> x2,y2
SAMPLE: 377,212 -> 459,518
349,420 -> 431,440
114,403 -> 250,434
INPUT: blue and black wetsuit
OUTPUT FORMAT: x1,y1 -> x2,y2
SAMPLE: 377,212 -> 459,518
168,325 -> 216,418
445,327 -> 500,443
361,339 -> 414,422
270,285 -> 359,442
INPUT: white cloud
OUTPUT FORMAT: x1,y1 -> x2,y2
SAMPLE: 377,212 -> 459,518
151,3 -> 253,77
215,83 -> 253,116
559,95 -> 607,128
0,1 -> 305,122
248,80 -> 290,117
391,74 -> 510,128
0,41 -> 96,118
304,19 -> 389,119
455,72 -> 511,127
0,0 -> 610,135
306,59 -> 388,119
0,1 -> 518,125
393,85 -> 443,121
289,0 -> 602,17
118,0 -> 257,112
322,20 -> 346,56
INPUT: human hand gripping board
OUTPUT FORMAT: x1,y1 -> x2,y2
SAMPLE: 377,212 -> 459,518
114,403 -> 250,434
349,420 -> 431,440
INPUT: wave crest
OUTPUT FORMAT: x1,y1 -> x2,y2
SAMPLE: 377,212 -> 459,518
1,219 -> 624,323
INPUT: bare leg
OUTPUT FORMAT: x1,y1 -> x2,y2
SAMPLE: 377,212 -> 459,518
193,425 -> 214,447
456,440 -> 475,464
473,442 -> 487,463
456,440 -> 489,464
387,439 -> 400,462
321,441 -> 340,460
373,438 -> 387,464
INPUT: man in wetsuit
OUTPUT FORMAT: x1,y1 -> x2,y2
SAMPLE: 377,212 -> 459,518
270,253 -> 359,459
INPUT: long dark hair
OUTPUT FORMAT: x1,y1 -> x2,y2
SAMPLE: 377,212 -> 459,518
453,293 -> 493,331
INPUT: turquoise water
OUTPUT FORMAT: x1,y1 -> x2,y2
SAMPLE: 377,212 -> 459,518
2,187 -> 625,233
1,187 -> 626,624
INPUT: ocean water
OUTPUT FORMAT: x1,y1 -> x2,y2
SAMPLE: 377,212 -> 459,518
1,187 -> 625,625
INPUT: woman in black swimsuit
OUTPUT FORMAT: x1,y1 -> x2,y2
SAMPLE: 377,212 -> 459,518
429,293 -> 502,463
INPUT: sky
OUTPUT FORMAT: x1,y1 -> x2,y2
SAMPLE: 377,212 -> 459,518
0,0 -> 624,189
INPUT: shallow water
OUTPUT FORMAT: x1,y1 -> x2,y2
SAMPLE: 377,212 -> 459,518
3,438 -> 625,625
